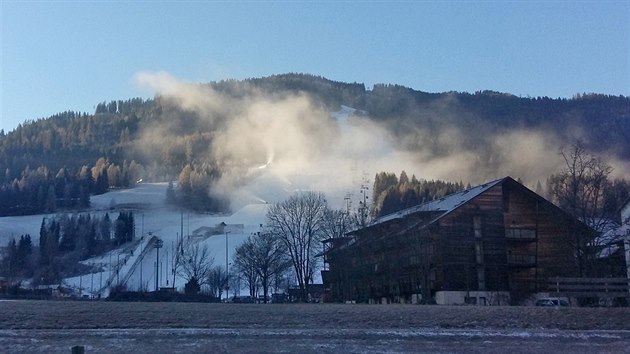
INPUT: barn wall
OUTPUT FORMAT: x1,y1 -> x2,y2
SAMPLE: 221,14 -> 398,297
324,178 -> 583,304
435,184 -> 508,292
503,182 -> 578,285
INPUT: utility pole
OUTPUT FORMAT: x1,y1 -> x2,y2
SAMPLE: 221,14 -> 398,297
225,230 -> 230,300
140,240 -> 143,291
155,238 -> 164,292
116,253 -> 120,285
344,193 -> 352,215
109,253 -> 112,284
359,183 -> 369,227
165,248 -> 169,286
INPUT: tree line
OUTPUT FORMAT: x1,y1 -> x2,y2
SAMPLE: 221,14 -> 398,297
371,171 -> 466,218
1,211 -> 135,286
0,157 -> 146,216
166,163 -> 229,212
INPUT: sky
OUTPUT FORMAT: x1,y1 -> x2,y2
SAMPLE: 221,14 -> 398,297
1,1 -> 628,133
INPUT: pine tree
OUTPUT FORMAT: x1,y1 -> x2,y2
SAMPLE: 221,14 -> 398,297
17,235 -> 33,276
39,218 -> 48,266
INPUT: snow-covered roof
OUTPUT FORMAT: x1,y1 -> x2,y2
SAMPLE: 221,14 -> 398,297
371,177 -> 507,227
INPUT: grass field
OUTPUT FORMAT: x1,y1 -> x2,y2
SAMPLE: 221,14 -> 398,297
1,300 -> 629,353
1,300 -> 629,330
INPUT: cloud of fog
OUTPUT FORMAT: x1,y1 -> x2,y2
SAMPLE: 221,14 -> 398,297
605,156 -> 630,181
134,72 -> 602,210
135,71 -> 227,119
136,72 -> 400,209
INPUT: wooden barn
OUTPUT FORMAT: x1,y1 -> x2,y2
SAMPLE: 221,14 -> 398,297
321,177 -> 594,305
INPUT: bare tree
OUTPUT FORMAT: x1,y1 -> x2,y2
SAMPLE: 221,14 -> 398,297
207,265 -> 228,299
233,232 -> 292,303
321,208 -> 354,238
548,141 -> 613,276
550,142 -> 613,232
266,191 -> 328,302
178,240 -> 214,294
232,240 -> 259,299
229,273 -> 241,298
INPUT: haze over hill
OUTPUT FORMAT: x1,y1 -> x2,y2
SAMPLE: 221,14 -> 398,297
136,72 -> 630,187
0,73 -> 628,215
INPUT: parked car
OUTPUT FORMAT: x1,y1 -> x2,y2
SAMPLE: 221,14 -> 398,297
535,298 -> 569,307
231,296 -> 254,303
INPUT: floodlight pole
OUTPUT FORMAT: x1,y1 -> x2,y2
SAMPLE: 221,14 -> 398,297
155,238 -> 164,292
225,230 -> 230,300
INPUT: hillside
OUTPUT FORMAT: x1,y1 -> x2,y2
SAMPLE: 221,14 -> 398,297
1,74 -> 628,178
0,73 -> 628,217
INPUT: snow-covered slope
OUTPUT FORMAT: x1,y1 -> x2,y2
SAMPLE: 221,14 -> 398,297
0,182 -> 270,296
77,182 -> 268,296
0,106 -> 368,296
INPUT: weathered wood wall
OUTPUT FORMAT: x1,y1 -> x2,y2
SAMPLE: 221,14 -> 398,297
325,178 -> 583,304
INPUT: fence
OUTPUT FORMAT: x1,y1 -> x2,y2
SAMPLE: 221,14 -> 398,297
545,277 -> 630,298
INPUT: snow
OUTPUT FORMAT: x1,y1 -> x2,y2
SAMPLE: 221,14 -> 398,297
0,182 -> 270,296
0,214 -> 52,246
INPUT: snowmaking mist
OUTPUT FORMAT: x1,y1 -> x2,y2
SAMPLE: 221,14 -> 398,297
134,72 -> 630,209
134,71 -> 423,210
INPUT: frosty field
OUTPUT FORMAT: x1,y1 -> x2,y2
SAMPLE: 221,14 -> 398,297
1,300 -> 629,353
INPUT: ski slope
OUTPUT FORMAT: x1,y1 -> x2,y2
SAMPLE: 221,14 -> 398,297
63,182 -> 270,296
0,106 -> 373,296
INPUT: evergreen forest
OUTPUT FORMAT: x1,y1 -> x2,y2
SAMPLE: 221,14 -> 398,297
1,73 -> 628,216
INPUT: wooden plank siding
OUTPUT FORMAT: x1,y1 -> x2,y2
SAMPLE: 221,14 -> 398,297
434,183 -> 508,293
323,177 -> 587,304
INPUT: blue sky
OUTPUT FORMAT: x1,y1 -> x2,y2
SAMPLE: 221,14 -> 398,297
1,1 -> 628,132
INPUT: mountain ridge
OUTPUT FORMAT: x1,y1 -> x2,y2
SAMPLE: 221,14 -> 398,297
0,73 -> 628,216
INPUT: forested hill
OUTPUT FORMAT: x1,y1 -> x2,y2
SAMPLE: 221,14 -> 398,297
218,74 -> 630,159
0,73 -> 628,215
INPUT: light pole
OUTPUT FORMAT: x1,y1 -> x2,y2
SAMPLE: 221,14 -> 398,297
116,253 -> 120,285
140,242 -> 143,292
225,230 -> 230,300
155,238 -> 164,292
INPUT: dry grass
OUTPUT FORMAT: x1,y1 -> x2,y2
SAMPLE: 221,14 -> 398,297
1,300 -> 629,331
